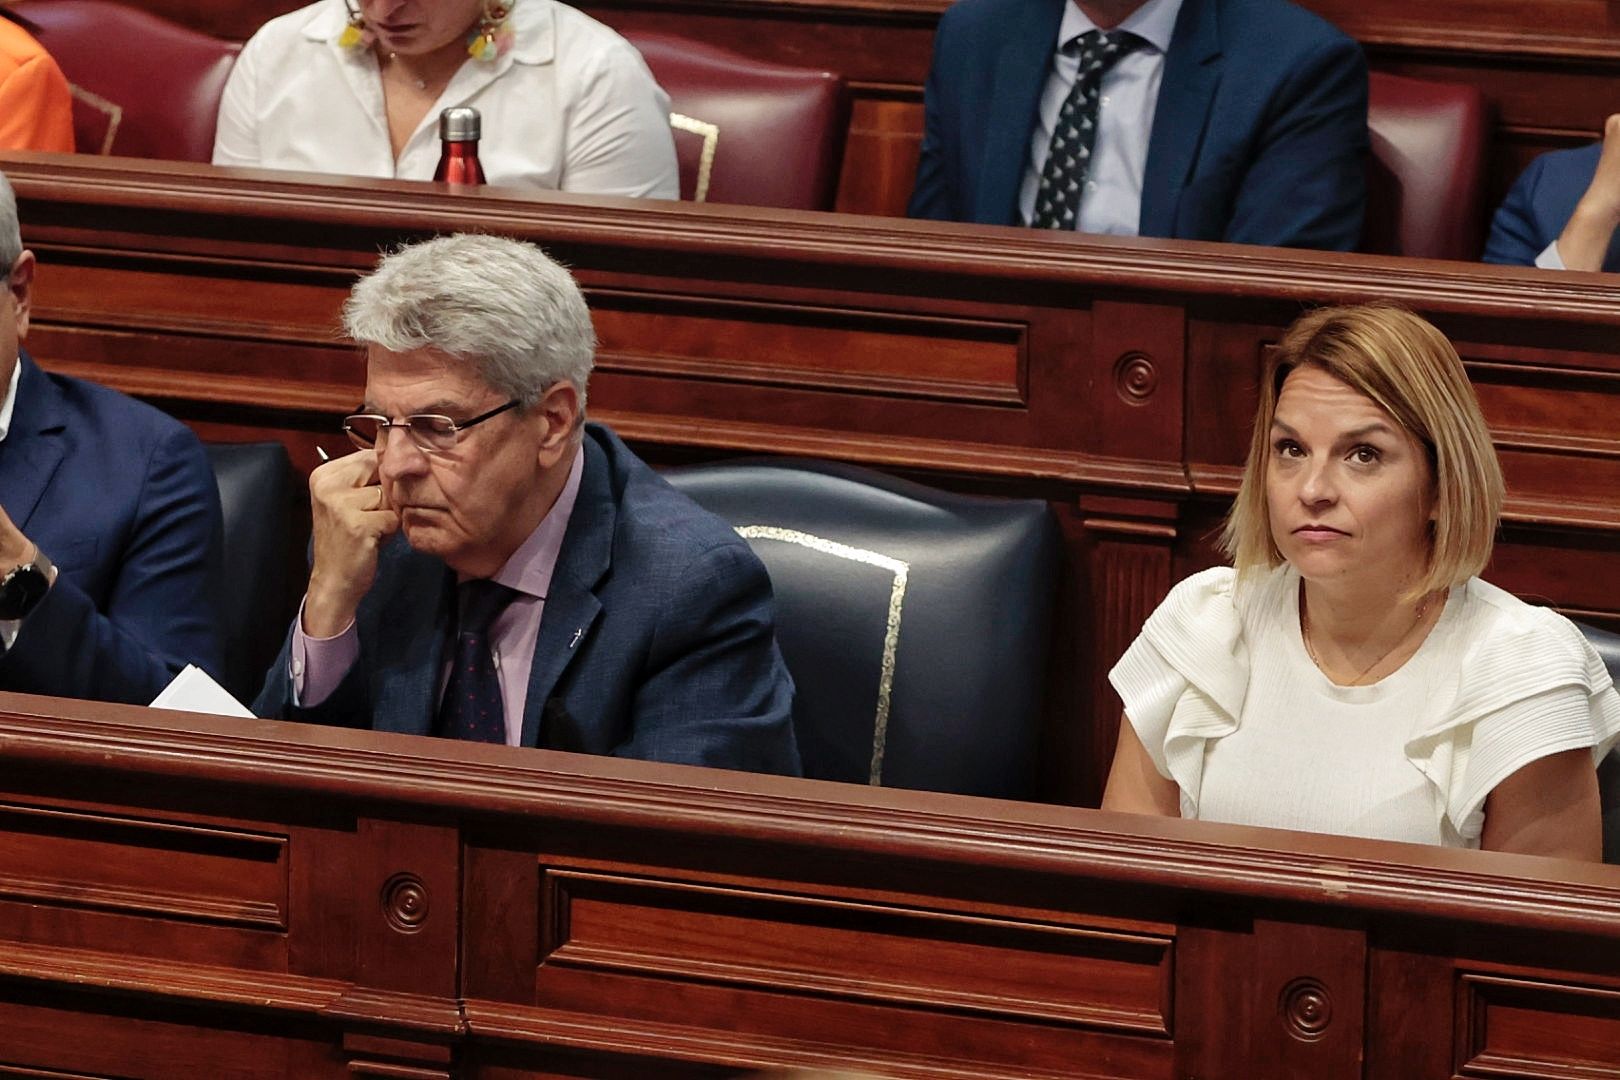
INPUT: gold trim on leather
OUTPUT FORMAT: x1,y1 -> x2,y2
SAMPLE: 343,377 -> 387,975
669,112 -> 717,202
734,526 -> 909,786
68,83 -> 122,155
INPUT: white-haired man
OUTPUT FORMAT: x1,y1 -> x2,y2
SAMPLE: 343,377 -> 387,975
254,233 -> 801,774
0,171 -> 223,703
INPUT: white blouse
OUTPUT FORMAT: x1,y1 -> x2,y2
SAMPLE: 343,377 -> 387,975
1109,564 -> 1620,847
212,0 -> 679,198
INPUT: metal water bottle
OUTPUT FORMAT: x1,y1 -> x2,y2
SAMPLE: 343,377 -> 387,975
433,107 -> 487,186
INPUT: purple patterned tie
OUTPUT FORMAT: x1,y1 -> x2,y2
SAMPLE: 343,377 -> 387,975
435,579 -> 518,743
1031,29 -> 1141,230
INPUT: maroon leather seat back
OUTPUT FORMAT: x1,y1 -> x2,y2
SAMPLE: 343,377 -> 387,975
12,0 -> 238,162
621,31 -> 848,211
1363,71 -> 1490,261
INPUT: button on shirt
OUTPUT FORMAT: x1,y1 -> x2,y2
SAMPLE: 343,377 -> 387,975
1018,0 -> 1184,235
292,443 -> 585,746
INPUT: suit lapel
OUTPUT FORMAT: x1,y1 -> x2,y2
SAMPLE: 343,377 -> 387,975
976,0 -> 1067,224
0,354 -> 69,533
1140,0 -> 1222,238
518,435 -> 611,747
371,550 -> 453,737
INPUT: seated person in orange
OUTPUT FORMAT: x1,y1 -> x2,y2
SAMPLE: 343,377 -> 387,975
0,11 -> 74,152
212,0 -> 678,198
1102,304 -> 1620,859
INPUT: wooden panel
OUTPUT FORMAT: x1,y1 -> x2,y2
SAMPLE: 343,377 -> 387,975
1458,975 -> 1620,1079
836,95 -> 926,219
0,800 -> 286,930
1301,0 -> 1620,47
5,696 -> 1620,1077
1250,919 -> 1368,1075
593,289 -> 1028,404
1471,359 -> 1620,531
1365,943 -> 1456,1079
0,995 -> 341,1078
538,869 -> 1174,1031
1076,499 -> 1179,804
23,258 -> 349,342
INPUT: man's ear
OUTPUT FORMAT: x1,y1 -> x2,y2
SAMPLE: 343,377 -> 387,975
535,381 -> 581,465
8,250 -> 35,340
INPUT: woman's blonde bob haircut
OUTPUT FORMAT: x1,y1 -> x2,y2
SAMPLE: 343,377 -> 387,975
1221,303 -> 1503,598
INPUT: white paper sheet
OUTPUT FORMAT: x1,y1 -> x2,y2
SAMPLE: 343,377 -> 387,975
150,664 -> 255,718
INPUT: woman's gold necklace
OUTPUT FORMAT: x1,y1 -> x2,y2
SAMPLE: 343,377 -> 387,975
1301,590 -> 1438,686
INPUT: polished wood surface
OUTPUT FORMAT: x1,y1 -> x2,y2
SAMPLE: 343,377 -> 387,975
5,154 -> 1618,807
104,0 -> 1620,222
3,693 -> 1620,1077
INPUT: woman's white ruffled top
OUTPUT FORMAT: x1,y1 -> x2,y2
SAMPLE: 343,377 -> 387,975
1108,564 -> 1620,847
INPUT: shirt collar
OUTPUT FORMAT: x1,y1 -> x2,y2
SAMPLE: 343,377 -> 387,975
0,356 -> 20,444
1058,0 -> 1184,54
486,440 -> 585,600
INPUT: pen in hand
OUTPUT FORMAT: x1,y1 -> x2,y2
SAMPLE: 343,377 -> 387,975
316,446 -> 330,464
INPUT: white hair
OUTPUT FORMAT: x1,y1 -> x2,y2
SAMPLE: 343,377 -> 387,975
0,171 -> 21,271
343,233 -> 596,409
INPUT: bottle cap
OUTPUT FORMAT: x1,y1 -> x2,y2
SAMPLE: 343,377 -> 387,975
439,107 -> 481,142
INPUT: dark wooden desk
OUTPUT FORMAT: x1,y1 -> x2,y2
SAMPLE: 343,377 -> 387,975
5,154 -> 1618,805
3,692 -> 1620,1078
101,0 -> 1620,220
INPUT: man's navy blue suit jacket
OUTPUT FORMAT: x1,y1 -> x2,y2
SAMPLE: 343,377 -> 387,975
254,422 -> 802,776
0,351 -> 223,703
1484,142 -> 1620,272
908,0 -> 1368,251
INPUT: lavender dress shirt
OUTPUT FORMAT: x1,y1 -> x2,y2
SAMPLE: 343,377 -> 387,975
291,444 -> 584,746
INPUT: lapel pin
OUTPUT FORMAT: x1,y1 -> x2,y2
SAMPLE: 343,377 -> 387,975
568,627 -> 583,649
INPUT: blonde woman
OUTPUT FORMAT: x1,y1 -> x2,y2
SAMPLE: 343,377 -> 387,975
1102,304 -> 1619,858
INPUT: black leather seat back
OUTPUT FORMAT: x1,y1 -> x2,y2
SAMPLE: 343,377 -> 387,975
665,459 -> 1060,799
206,442 -> 302,704
1578,623 -> 1620,864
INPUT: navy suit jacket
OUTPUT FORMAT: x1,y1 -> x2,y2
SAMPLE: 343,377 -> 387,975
908,0 -> 1368,250
1483,142 -> 1620,272
254,423 -> 802,775
0,352 -> 224,704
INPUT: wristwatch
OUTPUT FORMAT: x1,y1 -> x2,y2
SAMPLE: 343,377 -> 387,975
0,545 -> 55,621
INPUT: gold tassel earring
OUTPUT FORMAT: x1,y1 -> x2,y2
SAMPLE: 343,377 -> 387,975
338,0 -> 373,50
467,0 -> 514,61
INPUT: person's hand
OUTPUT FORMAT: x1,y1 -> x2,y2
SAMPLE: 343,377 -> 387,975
1556,114 -> 1620,271
302,450 -> 399,638
0,503 -> 33,571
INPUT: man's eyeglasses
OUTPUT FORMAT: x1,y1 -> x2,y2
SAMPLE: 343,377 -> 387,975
343,399 -> 521,454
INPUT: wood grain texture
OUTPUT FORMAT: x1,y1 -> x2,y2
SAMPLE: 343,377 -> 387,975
1458,974 -> 1620,1079
0,802 -> 286,929
3,695 -> 1620,1077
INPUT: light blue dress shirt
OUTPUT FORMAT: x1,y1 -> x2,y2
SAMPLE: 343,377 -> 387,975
1019,0 -> 1185,235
